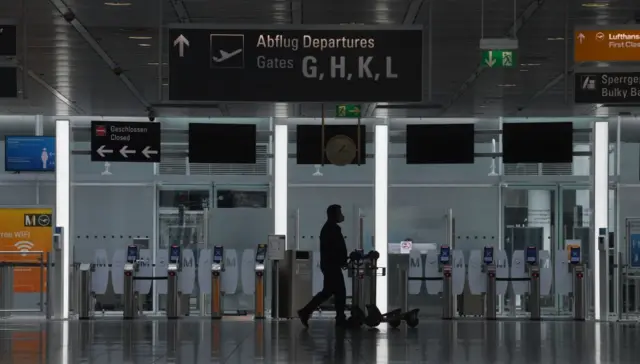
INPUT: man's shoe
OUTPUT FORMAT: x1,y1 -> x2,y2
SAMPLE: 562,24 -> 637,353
298,309 -> 310,328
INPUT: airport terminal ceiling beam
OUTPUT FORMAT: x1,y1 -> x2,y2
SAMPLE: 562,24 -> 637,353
48,0 -> 152,113
365,0 -> 425,117
439,0 -> 546,114
18,65 -> 86,115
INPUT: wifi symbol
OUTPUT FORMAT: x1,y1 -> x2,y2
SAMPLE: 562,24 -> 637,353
14,241 -> 34,256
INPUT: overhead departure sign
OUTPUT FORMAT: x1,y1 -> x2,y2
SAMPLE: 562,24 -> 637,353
90,121 -> 161,163
574,72 -> 640,104
0,25 -> 17,56
575,26 -> 640,62
168,24 -> 423,102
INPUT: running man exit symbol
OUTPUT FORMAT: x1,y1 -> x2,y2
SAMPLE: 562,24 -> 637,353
502,51 -> 513,66
481,50 -> 516,68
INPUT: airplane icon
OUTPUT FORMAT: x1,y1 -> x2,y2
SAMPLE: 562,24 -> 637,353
209,34 -> 245,69
212,49 -> 243,63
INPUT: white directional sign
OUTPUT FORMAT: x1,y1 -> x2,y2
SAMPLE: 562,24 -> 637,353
90,121 -> 161,163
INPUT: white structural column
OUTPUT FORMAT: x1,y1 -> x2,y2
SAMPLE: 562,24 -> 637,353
273,123 -> 288,243
55,119 -> 71,319
527,190 -> 551,252
374,123 -> 389,313
592,120 -> 609,321
574,144 -> 590,225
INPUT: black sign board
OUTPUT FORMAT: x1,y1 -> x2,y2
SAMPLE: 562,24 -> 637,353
168,25 -> 423,102
575,72 -> 640,104
0,25 -> 16,56
90,121 -> 161,163
0,67 -> 17,98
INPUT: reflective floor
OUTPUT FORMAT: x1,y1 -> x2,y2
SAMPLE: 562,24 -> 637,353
1,317 -> 640,363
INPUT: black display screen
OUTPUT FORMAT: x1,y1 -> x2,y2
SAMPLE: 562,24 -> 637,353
188,123 -> 257,164
127,246 -> 139,263
255,244 -> 267,262
439,246 -> 451,264
406,124 -> 475,164
502,122 -> 573,164
213,246 -> 224,263
169,245 -> 181,263
483,247 -> 494,264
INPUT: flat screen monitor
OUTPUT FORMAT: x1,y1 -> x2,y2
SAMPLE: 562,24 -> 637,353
526,246 -> 538,264
188,123 -> 257,164
213,246 -> 224,263
169,245 -> 181,263
483,247 -> 494,264
439,246 -> 451,264
5,136 -> 55,172
126,246 -> 139,263
502,122 -> 573,163
406,124 -> 475,164
570,247 -> 581,264
255,244 -> 267,262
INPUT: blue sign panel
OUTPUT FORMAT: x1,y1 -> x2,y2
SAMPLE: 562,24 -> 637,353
126,246 -> 139,263
630,234 -> 640,269
4,136 -> 55,172
169,245 -> 181,263
213,246 -> 224,263
439,246 -> 451,264
255,244 -> 267,262
483,247 -> 494,264
570,247 -> 581,264
526,246 -> 538,264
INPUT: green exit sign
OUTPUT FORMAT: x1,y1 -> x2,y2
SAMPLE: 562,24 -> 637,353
481,50 -> 516,68
336,104 -> 361,118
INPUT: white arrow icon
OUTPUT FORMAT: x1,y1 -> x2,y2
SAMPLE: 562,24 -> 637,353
484,51 -> 496,67
577,33 -> 585,44
142,146 -> 158,159
173,34 -> 189,57
120,145 -> 136,158
97,145 -> 113,158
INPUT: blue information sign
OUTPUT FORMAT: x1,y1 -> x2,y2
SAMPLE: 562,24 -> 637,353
570,247 -> 581,264
483,247 -> 494,264
126,246 -> 139,263
213,246 -> 224,263
439,246 -> 451,264
4,136 -> 55,172
169,245 -> 181,263
526,246 -> 538,264
630,234 -> 640,269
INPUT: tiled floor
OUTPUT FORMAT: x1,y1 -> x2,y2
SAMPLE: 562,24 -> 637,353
1,317 -> 640,363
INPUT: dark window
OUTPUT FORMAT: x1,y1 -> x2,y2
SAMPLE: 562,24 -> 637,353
159,190 -> 209,210
216,190 -> 267,208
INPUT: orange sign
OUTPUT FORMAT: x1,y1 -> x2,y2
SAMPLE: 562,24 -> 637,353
574,29 -> 640,62
0,207 -> 52,293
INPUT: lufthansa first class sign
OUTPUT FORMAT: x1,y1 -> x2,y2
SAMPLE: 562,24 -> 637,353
168,25 -> 424,103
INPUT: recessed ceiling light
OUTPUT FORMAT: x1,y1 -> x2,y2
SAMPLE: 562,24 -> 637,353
129,36 -> 152,40
497,84 -> 517,87
547,37 -> 564,41
138,43 -> 151,47
582,2 -> 609,8
105,2 -> 132,6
